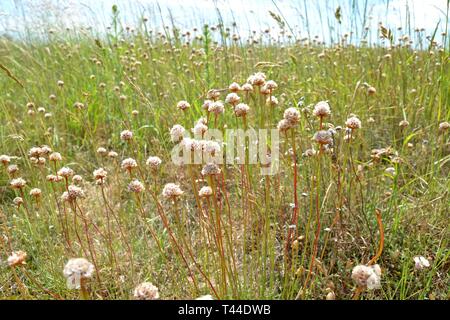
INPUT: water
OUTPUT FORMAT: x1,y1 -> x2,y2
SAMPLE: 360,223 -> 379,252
0,0 -> 448,45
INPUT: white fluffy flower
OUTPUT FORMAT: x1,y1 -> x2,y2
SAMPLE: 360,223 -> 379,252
413,256 -> 430,270
351,264 -> 381,290
63,258 -> 94,289
133,282 -> 160,300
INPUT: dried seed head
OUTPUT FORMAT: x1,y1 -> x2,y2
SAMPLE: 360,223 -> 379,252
133,282 -> 160,300
399,120 -> 409,128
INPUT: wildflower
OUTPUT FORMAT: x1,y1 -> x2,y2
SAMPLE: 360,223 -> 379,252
193,121 -> 208,136
202,100 -> 213,111
29,188 -> 42,197
57,80 -> 64,87
413,256 -> 430,270
439,121 -> 449,132
303,148 -> 317,157
58,167 -> 74,178
201,163 -> 221,176
207,89 -> 221,100
108,151 -> 118,158
345,116 -> 362,130
96,147 -> 107,156
313,101 -> 331,118
367,86 -> 376,95
234,103 -> 250,117
61,185 -> 85,202
225,93 -> 240,106
49,152 -> 62,162
72,175 -> 83,184
170,125 -> 186,143
326,291 -> 336,300
208,101 -> 225,115
177,100 -> 191,111
10,178 -> 26,189
29,147 -> 43,157
385,167 -> 396,175
203,140 -> 221,156
63,258 -> 94,289
7,164 -> 19,175
260,85 -> 271,95
7,251 -> 27,267
146,156 -> 162,169
128,179 -> 145,193
351,264 -> 381,290
93,168 -> 107,182
13,197 -> 23,207
313,130 -> 333,145
198,186 -> 213,197
277,119 -> 292,132
265,80 -> 278,91
120,130 -> 133,141
47,174 -> 62,183
283,107 -> 301,125
162,183 -> 184,199
228,82 -> 241,92
133,282 -> 160,300
73,102 -> 85,110
0,155 -> 11,165
40,145 -> 52,155
241,83 -> 253,92
248,72 -> 266,86
399,120 -> 409,128
196,294 -> 214,300
121,158 -> 138,171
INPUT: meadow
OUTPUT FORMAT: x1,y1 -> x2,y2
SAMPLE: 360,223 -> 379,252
0,2 -> 449,300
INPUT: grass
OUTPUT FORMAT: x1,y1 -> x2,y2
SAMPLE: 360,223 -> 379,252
0,2 -> 448,300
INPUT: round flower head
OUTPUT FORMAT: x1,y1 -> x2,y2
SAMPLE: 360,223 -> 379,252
203,140 -> 221,156
367,86 -> 376,95
47,174 -> 62,183
93,168 -> 107,182
313,130 -> 333,145
49,152 -> 62,162
162,183 -> 184,199
13,196 -> 23,207
198,186 -> 213,197
61,185 -> 85,202
266,95 -> 278,106
313,101 -> 331,118
283,107 -> 301,125
170,124 -> 186,143
193,121 -> 208,136
58,167 -> 74,178
29,188 -> 42,197
234,103 -> 250,117
0,154 -> 11,165
72,175 -> 83,184
202,100 -> 213,111
128,179 -> 145,193
177,100 -> 191,111
120,130 -> 133,141
208,101 -> 225,115
413,256 -> 430,270
399,120 -> 409,128
10,177 -> 26,189
351,264 -> 381,290
7,164 -> 19,175
345,116 -> 362,130
207,89 -> 221,101
201,163 -> 221,176
260,85 -> 271,95
438,121 -> 449,132
241,83 -> 253,92
63,258 -> 94,289
73,102 -> 85,110
108,151 -> 118,158
29,147 -> 43,157
7,250 -> 27,267
248,72 -> 266,86
121,158 -> 138,171
97,147 -> 107,156
40,145 -> 52,155
277,119 -> 292,132
225,93 -> 240,106
228,82 -> 241,93
264,80 -> 278,90
146,156 -> 162,169
133,282 -> 160,300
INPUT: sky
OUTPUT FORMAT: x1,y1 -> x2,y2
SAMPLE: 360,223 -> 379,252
0,0 -> 448,43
